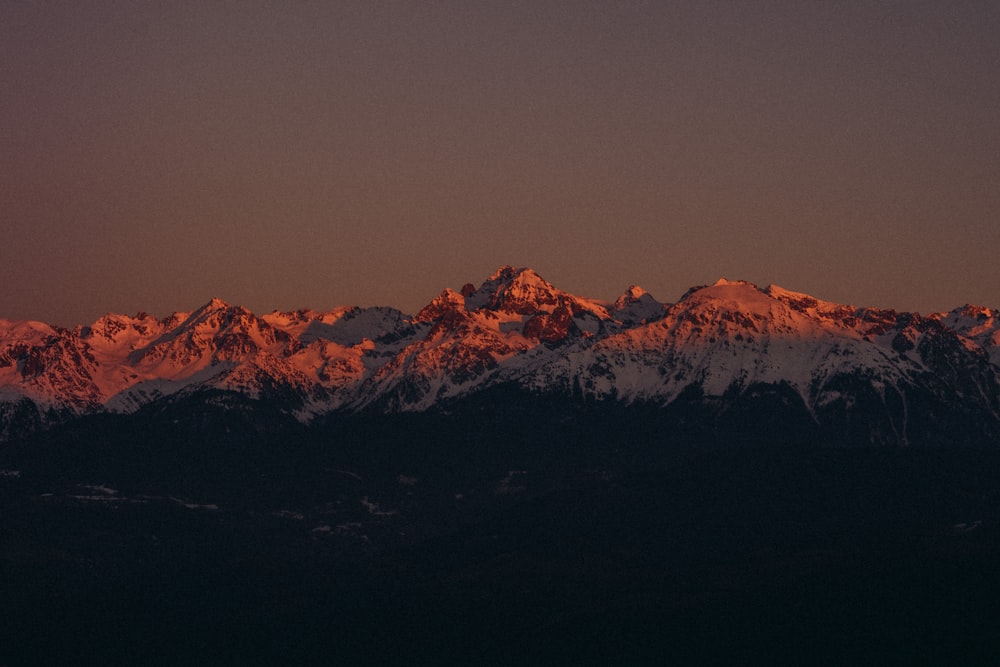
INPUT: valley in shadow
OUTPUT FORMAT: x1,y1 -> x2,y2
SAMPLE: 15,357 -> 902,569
3,394 -> 1000,665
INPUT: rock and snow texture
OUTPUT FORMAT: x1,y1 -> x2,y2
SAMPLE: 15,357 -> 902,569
0,266 -> 998,440
529,279 -> 997,413
931,305 -> 1000,365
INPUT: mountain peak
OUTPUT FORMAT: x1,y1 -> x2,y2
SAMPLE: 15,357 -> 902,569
712,278 -> 755,288
614,285 -> 648,308
415,288 -> 467,323
487,265 -> 518,281
612,285 -> 664,324
186,297 -> 236,317
679,279 -> 764,303
487,267 -> 561,315
457,266 -> 612,320
463,266 -> 555,313
954,304 -> 994,319
484,265 -> 550,288
509,266 -> 548,283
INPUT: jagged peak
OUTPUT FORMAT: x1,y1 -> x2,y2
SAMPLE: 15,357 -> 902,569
205,297 -> 233,311
165,299 -> 259,339
488,269 -> 561,314
625,284 -> 647,298
479,266 -> 554,293
464,266 -> 556,312
79,311 -> 164,342
952,304 -> 995,319
712,278 -> 756,288
612,285 -> 664,325
267,307 -> 318,319
414,288 -> 467,323
89,310 -> 160,326
188,298 -> 257,320
507,266 -> 550,285
613,285 -> 649,309
487,265 -> 518,281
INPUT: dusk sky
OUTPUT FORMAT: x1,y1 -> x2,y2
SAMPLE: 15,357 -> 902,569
3,1 -> 999,326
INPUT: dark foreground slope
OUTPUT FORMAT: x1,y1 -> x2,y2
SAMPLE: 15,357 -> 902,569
3,394 -> 1000,665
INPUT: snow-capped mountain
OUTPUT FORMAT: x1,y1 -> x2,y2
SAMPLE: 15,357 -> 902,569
1,266 -> 998,445
931,305 -> 1000,365
526,279 -> 1000,445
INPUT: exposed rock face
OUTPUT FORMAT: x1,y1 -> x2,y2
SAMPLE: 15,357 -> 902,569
523,306 -> 579,343
414,289 -> 467,323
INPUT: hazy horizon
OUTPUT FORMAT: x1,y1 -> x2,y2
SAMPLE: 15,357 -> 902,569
4,2 -> 999,325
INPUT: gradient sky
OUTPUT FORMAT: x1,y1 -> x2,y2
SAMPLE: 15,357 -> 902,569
3,1 -> 999,325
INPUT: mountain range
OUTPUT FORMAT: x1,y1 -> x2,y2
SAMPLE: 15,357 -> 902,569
6,266 -> 1000,665
2,265 -> 999,446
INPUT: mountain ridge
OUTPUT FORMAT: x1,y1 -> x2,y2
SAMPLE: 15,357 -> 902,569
2,266 -> 999,445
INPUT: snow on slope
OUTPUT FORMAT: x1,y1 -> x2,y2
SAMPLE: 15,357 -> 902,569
526,279 -> 991,417
611,285 -> 667,326
351,267 -> 667,410
932,305 -> 1000,365
0,268 -> 997,432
